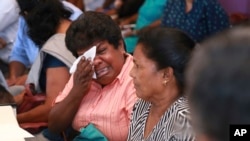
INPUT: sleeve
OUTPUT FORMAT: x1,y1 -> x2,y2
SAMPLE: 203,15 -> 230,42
205,0 -> 230,36
9,17 -> 39,67
62,1 -> 83,21
40,54 -> 68,91
169,102 -> 195,141
0,0 -> 19,31
43,54 -> 67,68
9,17 -> 30,66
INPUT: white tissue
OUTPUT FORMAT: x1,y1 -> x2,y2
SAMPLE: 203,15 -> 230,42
69,46 -> 97,78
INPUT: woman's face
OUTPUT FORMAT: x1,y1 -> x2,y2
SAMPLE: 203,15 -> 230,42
130,43 -> 165,100
77,40 -> 125,86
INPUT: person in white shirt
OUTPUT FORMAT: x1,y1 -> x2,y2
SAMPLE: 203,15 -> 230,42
0,0 -> 20,72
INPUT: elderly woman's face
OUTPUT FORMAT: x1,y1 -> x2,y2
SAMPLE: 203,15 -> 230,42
77,40 -> 125,86
130,43 -> 165,100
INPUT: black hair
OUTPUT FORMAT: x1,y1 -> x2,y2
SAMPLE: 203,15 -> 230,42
17,0 -> 39,15
117,0 -> 145,19
17,0 -> 72,47
65,11 -> 122,57
137,27 -> 195,93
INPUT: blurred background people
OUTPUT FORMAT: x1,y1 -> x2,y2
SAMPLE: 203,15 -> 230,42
84,0 -> 105,11
162,0 -> 230,42
7,0 -> 82,89
67,0 -> 84,10
122,0 -> 167,53
0,0 -> 20,76
128,27 -> 195,140
96,0 -> 145,22
13,0 -> 76,139
0,71 -> 8,91
186,26 -> 250,141
116,0 -> 145,21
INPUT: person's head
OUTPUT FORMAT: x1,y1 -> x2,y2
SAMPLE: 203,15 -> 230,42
66,11 -> 126,86
130,27 -> 195,100
16,0 -> 72,47
186,26 -> 250,141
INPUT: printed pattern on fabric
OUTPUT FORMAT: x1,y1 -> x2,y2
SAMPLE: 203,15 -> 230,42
127,97 -> 194,141
161,0 -> 230,42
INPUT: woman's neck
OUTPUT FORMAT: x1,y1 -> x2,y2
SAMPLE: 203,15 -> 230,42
151,93 -> 179,117
144,84 -> 180,138
56,19 -> 72,34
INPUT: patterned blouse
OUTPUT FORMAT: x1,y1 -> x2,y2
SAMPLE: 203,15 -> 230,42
161,0 -> 230,42
127,97 -> 194,141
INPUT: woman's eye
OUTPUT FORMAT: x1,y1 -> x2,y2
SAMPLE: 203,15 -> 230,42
97,48 -> 106,54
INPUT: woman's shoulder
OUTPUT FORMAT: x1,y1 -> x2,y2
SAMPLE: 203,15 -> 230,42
43,34 -> 65,44
41,34 -> 66,52
41,33 -> 76,67
168,97 -> 194,140
43,54 -> 67,68
172,97 -> 190,119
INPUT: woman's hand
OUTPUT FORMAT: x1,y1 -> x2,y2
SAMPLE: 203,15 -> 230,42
73,57 -> 94,96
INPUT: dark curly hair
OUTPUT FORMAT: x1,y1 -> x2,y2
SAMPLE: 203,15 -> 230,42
65,11 -> 122,57
17,0 -> 72,47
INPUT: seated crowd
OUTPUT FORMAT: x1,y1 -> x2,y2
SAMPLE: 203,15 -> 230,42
0,0 -> 250,141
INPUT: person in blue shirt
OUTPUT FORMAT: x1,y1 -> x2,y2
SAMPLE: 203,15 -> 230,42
7,0 -> 82,87
161,0 -> 230,43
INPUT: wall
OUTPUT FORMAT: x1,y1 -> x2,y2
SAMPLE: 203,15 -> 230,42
218,0 -> 250,17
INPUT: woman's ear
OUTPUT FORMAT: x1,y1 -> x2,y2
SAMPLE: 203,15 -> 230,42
118,39 -> 126,53
162,67 -> 174,79
161,67 -> 174,86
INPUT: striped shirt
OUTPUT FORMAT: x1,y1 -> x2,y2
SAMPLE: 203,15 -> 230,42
127,97 -> 194,141
55,54 -> 138,141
